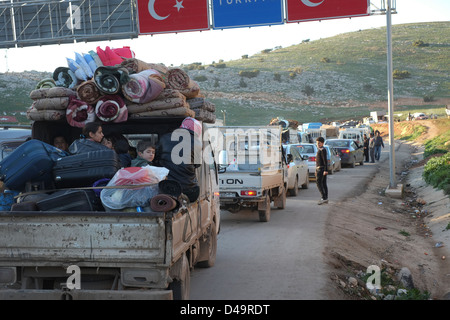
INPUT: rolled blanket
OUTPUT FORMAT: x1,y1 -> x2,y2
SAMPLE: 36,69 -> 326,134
120,58 -> 169,84
154,88 -> 185,100
26,105 -> 66,121
150,194 -> 178,212
95,95 -> 128,123
128,107 -> 195,118
127,96 -> 187,114
30,87 -> 76,100
187,97 -> 216,112
121,69 -> 165,104
167,68 -> 200,98
77,79 -> 102,104
33,97 -> 71,110
66,97 -> 96,128
53,67 -> 78,89
94,66 -> 130,94
36,78 -> 56,89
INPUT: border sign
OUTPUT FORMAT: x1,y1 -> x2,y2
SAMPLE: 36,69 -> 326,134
212,0 -> 284,30
137,0 -> 209,34
286,0 -> 370,23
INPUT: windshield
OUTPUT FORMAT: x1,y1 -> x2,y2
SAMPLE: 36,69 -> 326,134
326,140 -> 349,148
293,145 -> 315,154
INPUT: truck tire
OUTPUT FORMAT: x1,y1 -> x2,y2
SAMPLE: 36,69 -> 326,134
275,186 -> 286,209
258,193 -> 271,222
196,219 -> 217,268
169,253 -> 190,300
288,176 -> 299,196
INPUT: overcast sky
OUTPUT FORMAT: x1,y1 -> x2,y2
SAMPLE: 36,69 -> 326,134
0,0 -> 449,73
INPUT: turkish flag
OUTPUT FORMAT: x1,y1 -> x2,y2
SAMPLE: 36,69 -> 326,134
286,0 -> 369,23
138,0 -> 209,34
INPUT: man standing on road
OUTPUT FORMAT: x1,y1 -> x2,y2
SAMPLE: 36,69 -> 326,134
374,130 -> 384,161
369,132 -> 375,163
315,137 -> 328,205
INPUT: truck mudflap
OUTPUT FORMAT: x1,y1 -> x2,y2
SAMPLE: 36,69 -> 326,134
0,288 -> 173,300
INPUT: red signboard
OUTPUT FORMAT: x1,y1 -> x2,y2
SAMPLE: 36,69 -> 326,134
286,0 -> 369,23
137,0 -> 209,34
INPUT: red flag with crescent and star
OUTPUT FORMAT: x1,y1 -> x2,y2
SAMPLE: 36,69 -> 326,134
138,0 -> 209,34
286,0 -> 370,23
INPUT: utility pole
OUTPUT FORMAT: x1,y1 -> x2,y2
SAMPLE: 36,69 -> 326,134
386,0 -> 396,188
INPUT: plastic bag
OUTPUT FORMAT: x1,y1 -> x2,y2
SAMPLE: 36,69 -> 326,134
100,166 -> 169,210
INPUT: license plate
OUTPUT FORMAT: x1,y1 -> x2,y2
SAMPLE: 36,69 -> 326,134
221,192 -> 236,197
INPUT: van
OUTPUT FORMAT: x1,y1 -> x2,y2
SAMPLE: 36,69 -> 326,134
338,130 -> 364,145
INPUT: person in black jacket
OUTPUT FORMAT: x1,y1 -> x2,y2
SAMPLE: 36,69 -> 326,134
155,117 -> 202,203
315,137 -> 328,205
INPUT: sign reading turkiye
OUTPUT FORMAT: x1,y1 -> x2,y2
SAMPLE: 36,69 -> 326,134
212,0 -> 284,29
137,0 -> 209,34
286,0 -> 370,23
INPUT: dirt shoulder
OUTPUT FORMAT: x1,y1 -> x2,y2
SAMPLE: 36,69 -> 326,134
324,133 -> 450,299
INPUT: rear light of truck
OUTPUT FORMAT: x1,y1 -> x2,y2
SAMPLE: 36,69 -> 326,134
241,190 -> 257,196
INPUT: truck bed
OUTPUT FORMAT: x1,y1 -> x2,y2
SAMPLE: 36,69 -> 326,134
0,211 -> 166,267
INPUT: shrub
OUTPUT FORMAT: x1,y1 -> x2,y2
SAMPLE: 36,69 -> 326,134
302,85 -> 315,96
321,57 -> 331,63
423,94 -> 434,102
193,75 -> 207,82
239,78 -> 247,88
288,67 -> 303,75
273,73 -> 281,82
239,70 -> 260,78
393,69 -> 411,79
413,40 -> 428,47
212,63 -> 226,69
423,152 -> 450,195
261,49 -> 272,54
288,72 -> 296,79
242,54 -> 248,59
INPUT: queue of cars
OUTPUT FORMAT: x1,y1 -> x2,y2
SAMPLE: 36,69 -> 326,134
282,135 -> 365,198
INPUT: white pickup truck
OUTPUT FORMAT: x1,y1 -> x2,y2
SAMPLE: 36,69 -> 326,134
0,116 -> 220,300
211,126 -> 287,222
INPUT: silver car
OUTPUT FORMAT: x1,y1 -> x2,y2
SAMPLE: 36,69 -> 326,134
323,145 -> 342,174
283,144 -> 309,196
287,143 -> 317,180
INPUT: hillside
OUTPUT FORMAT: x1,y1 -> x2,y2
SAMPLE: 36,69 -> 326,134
0,21 -> 448,125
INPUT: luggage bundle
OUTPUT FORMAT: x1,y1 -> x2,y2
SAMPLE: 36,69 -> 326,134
0,139 -> 121,212
27,46 -> 216,125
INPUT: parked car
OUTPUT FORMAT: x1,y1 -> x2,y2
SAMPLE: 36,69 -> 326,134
283,144 -> 309,196
288,143 -> 317,180
324,139 -> 364,168
0,126 -> 32,161
324,145 -> 341,174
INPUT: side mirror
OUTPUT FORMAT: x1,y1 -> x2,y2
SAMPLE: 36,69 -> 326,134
218,150 -> 228,166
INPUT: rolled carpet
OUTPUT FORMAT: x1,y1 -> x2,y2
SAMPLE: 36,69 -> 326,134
95,94 -> 128,123
66,97 -> 96,128
120,58 -> 169,84
167,68 -> 200,98
150,194 -> 178,212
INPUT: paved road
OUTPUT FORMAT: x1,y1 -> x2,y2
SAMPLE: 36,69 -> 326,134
190,159 -> 381,300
